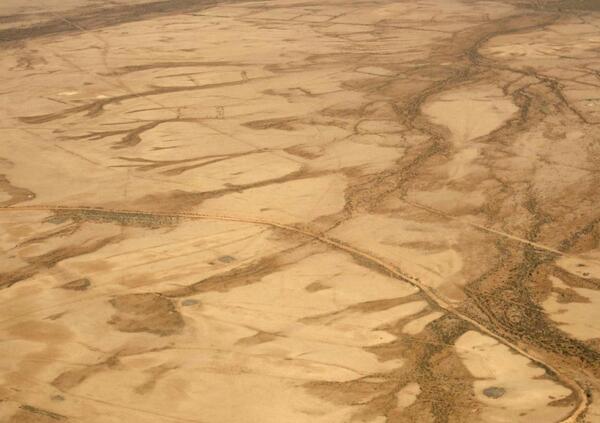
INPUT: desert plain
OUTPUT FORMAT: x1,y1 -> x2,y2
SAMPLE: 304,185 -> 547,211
0,0 -> 600,422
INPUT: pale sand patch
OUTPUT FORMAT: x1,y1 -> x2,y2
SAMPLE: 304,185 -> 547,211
0,129 -> 223,206
402,311 -> 443,335
396,382 -> 421,409
482,27 -> 596,61
125,121 -> 261,160
408,187 -> 485,213
356,119 -> 406,134
0,339 -> 46,384
183,152 -> 301,186
444,146 -> 485,181
423,86 -> 518,143
543,276 -> 600,340
556,250 -> 600,280
455,330 -> 572,423
355,66 -> 396,76
331,214 -> 464,289
0,191 -> 11,203
77,367 -> 358,423
298,14 -> 335,23
308,300 -> 428,339
174,251 -> 424,380
199,174 -> 347,224
311,140 -> 403,173
73,250 -> 422,422
198,250 -> 422,343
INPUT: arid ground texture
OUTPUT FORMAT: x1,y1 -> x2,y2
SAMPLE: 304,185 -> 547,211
0,0 -> 599,422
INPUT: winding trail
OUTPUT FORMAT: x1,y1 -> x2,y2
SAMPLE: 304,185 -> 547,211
0,204 -> 589,423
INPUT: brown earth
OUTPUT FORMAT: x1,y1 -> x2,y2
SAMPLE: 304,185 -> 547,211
0,0 -> 599,422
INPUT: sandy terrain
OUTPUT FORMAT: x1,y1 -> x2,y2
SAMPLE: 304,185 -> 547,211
0,0 -> 599,422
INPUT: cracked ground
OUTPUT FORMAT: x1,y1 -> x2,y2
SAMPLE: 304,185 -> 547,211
0,0 -> 599,422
